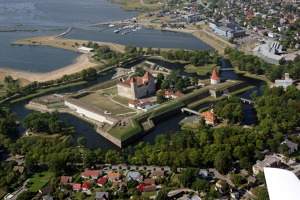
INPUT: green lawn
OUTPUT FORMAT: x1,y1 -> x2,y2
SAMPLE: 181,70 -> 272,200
28,172 -> 54,192
0,188 -> 6,199
79,92 -> 133,115
184,64 -> 220,76
112,95 -> 131,105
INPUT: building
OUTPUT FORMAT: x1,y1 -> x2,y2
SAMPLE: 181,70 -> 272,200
211,69 -> 221,85
202,110 -> 218,125
39,186 -> 53,196
82,183 -> 91,191
182,14 -> 202,23
274,73 -> 293,89
253,41 -> 286,64
210,23 -> 246,38
95,192 -> 111,200
117,72 -> 156,100
60,176 -> 72,185
77,47 -> 94,53
127,171 -> 143,182
73,183 -> 81,191
98,178 -> 107,187
281,140 -> 298,154
252,155 -> 281,175
108,172 -> 121,181
82,170 -> 101,179
151,170 -> 164,178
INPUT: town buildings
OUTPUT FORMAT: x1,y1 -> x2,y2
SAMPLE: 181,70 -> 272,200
209,23 -> 246,38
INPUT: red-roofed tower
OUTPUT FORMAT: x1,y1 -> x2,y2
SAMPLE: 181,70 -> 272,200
211,69 -> 221,85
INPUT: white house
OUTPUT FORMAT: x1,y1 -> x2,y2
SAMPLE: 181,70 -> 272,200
281,140 -> 298,154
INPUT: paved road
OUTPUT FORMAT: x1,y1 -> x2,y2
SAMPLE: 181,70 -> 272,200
209,168 -> 235,187
10,178 -> 30,200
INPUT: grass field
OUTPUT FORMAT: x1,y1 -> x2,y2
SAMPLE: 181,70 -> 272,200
79,89 -> 133,115
184,64 -> 220,76
0,188 -> 6,199
28,172 -> 54,192
108,0 -> 163,11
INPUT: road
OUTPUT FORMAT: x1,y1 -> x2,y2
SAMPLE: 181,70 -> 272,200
9,178 -> 30,200
209,168 -> 235,187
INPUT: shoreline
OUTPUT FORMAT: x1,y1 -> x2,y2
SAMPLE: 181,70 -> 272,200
0,54 -> 97,83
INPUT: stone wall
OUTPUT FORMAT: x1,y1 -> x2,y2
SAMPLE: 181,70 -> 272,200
117,84 -> 135,99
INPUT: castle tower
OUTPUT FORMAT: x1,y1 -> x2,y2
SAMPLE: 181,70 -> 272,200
129,77 -> 137,99
142,72 -> 156,95
211,69 -> 221,85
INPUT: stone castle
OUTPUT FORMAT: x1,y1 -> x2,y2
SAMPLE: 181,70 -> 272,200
117,72 -> 156,100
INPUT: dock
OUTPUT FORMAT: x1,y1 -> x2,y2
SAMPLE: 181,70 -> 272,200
89,20 -> 133,27
58,27 -> 72,37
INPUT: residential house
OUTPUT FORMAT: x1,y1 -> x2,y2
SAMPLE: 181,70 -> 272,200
247,176 -> 257,186
278,26 -> 286,32
82,170 -> 101,179
252,155 -> 281,175
171,92 -> 184,99
127,171 -> 143,182
281,140 -> 298,154
144,179 -> 155,185
13,166 -> 25,174
108,172 -> 121,181
202,111 -> 218,125
151,170 -> 164,178
230,192 -> 240,199
60,176 -> 72,185
137,184 -> 144,193
128,99 -> 141,108
95,192 -> 111,200
143,185 -> 157,193
198,169 -> 209,179
137,101 -> 151,110
268,32 -> 277,38
164,89 -> 174,99
274,73 -> 293,89
39,186 -> 53,196
73,183 -> 81,191
82,183 -> 91,191
98,178 -> 107,187
42,195 -> 53,200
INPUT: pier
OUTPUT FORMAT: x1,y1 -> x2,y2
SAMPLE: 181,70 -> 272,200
89,20 -> 133,27
223,94 -> 253,104
220,68 -> 235,71
58,27 -> 72,37
181,108 -> 201,116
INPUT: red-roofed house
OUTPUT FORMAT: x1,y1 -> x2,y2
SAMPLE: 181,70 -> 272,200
73,183 -> 81,191
98,178 -> 107,187
164,89 -> 174,98
82,170 -> 101,179
143,185 -> 157,192
117,71 -> 156,99
211,69 -> 220,85
246,14 -> 254,19
82,183 -> 91,191
60,176 -> 73,185
128,99 -> 141,108
137,101 -> 151,110
137,184 -> 144,193
108,172 -> 121,181
112,182 -> 120,187
202,111 -> 218,125
172,92 -> 184,99
144,179 -> 155,185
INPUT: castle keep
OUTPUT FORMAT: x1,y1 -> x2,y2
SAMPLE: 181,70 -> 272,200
117,72 -> 156,100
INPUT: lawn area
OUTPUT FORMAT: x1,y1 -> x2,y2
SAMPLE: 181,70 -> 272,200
141,191 -> 157,198
112,95 -> 131,106
79,92 -> 133,115
184,64 -> 220,76
0,188 -> 6,199
108,0 -> 162,11
28,171 -> 54,192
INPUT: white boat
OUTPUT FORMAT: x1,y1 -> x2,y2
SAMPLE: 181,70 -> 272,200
109,24 -> 115,27
114,29 -> 120,33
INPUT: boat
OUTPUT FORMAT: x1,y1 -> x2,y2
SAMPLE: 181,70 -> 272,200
114,29 -> 120,33
109,24 -> 115,27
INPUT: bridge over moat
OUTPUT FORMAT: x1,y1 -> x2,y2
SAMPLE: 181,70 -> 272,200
223,94 -> 254,104
181,108 -> 201,116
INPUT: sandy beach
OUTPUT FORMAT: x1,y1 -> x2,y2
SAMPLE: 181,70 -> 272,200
0,54 -> 97,83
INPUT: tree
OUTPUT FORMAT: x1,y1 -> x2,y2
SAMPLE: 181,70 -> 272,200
83,149 -> 94,168
192,179 -> 210,194
156,189 -> 169,200
16,191 -> 34,200
178,168 -> 197,187
174,77 -> 184,92
230,174 -> 246,187
254,186 -> 269,200
214,150 -> 232,173
77,137 -> 86,147
156,92 -> 167,104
